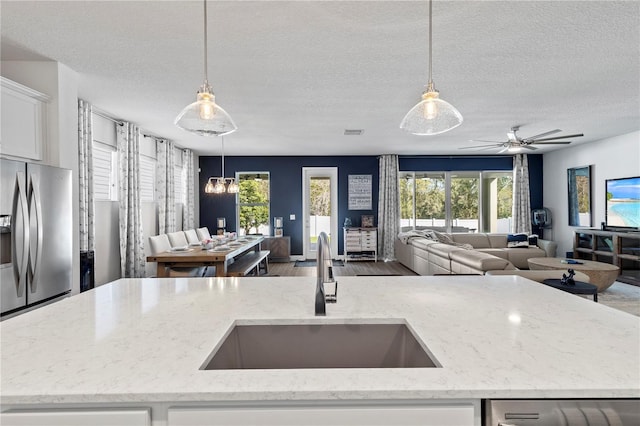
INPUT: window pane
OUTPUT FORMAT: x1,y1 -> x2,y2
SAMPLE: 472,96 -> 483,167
415,173 -> 445,228
451,173 -> 479,232
308,177 -> 331,249
399,173 -> 415,228
237,173 -> 270,236
482,172 -> 512,233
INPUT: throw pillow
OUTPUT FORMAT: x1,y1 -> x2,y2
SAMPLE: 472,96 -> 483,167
507,240 -> 529,248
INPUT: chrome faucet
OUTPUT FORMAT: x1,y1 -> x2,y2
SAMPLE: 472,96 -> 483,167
315,231 -> 338,315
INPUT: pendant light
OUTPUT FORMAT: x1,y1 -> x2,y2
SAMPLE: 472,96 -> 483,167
204,136 -> 239,194
175,0 -> 237,137
400,0 -> 462,135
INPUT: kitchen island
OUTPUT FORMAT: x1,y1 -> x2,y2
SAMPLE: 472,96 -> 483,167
1,276 -> 639,425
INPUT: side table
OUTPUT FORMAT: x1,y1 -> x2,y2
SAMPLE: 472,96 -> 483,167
542,279 -> 598,302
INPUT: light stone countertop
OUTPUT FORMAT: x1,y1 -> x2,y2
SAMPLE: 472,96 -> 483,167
1,275 -> 639,405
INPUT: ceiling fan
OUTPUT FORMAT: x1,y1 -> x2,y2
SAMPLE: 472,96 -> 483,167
459,126 -> 584,153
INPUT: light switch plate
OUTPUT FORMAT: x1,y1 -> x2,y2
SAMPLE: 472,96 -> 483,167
290,214 -> 296,220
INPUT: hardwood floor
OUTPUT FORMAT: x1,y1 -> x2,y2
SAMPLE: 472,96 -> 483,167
267,260 -> 417,277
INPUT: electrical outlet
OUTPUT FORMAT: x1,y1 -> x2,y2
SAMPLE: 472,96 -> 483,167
290,214 -> 296,220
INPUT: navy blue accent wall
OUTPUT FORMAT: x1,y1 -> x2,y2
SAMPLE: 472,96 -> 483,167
199,156 -> 379,256
199,155 -> 543,255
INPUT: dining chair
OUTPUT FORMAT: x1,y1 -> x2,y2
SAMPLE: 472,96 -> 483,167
196,227 -> 212,241
167,231 -> 189,248
148,234 -> 204,278
184,229 -> 200,244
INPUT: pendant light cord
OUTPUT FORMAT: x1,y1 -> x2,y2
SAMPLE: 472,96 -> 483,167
428,0 -> 433,86
203,0 -> 209,86
221,135 -> 225,178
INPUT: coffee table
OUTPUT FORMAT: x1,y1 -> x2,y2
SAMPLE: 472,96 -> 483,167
542,279 -> 598,302
528,257 -> 620,292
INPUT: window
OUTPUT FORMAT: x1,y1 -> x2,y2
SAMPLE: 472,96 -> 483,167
482,171 -> 513,233
173,150 -> 185,205
237,172 -> 270,236
139,155 -> 156,202
92,142 -> 118,201
400,170 -> 512,233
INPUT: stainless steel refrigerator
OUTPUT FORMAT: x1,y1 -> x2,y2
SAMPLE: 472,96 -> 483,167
1,159 -> 72,316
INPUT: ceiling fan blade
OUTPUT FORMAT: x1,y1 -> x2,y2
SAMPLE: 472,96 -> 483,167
497,146 -> 510,154
458,144 -> 501,150
531,141 -> 572,145
530,133 -> 584,142
521,129 -> 561,141
521,145 -> 537,150
468,139 -> 504,143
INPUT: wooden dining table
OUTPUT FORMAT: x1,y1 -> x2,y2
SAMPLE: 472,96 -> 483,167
147,236 -> 264,278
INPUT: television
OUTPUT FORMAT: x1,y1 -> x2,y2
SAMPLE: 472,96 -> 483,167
605,176 -> 640,230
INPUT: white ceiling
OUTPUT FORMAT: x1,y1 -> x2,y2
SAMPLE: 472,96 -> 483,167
1,1 -> 639,156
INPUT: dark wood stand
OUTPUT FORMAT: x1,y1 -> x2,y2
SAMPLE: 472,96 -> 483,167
261,236 -> 291,262
574,229 -> 640,286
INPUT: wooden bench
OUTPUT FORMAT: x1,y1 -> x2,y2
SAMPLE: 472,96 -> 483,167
226,250 -> 270,277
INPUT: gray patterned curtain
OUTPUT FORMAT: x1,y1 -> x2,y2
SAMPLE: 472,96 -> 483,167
117,122 -> 146,277
78,99 -> 95,251
156,139 -> 176,234
512,154 -> 532,234
182,149 -> 195,230
377,154 -> 400,261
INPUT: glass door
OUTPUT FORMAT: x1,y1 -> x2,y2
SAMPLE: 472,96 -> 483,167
302,167 -> 338,260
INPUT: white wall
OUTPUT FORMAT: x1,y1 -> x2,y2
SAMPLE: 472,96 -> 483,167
543,131 -> 640,256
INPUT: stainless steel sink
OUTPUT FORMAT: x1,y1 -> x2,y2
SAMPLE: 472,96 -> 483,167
201,322 -> 440,369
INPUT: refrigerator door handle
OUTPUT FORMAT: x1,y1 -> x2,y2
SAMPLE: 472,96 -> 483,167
27,173 -> 44,293
11,172 -> 29,297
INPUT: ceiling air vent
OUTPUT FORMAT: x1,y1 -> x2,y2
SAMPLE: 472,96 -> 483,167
344,129 -> 364,136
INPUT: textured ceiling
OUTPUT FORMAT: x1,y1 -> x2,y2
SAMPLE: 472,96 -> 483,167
1,1 -> 639,156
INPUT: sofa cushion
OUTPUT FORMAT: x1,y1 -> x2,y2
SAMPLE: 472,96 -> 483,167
426,242 -> 464,257
488,234 -> 508,248
504,247 -> 547,269
449,249 -> 513,271
450,233 -> 491,248
477,248 -> 509,261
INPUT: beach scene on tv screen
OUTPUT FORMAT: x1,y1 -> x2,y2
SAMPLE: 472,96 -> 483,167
607,177 -> 640,227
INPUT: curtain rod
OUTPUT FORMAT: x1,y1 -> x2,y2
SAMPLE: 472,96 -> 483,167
142,134 -> 188,152
92,108 -> 124,126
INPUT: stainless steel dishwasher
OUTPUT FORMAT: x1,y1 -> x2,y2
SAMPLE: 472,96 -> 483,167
484,399 -> 640,425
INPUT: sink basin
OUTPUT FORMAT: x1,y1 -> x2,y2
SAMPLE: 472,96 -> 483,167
201,321 -> 440,369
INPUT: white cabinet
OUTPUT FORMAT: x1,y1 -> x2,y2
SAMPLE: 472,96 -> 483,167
1,77 -> 50,161
1,409 -> 150,426
169,404 -> 475,426
344,227 -> 377,262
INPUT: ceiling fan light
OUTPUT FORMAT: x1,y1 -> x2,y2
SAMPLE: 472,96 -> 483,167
400,88 -> 463,136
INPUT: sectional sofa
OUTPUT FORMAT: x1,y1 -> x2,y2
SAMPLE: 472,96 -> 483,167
395,229 -> 558,276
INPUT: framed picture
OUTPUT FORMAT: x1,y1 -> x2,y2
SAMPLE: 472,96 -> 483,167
348,175 -> 372,210
361,215 -> 374,228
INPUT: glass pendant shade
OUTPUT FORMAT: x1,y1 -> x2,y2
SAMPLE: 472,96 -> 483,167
400,0 -> 462,136
400,86 -> 463,135
175,84 -> 237,137
175,0 -> 237,137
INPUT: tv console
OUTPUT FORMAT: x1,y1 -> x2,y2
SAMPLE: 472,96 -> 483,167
574,229 -> 640,286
